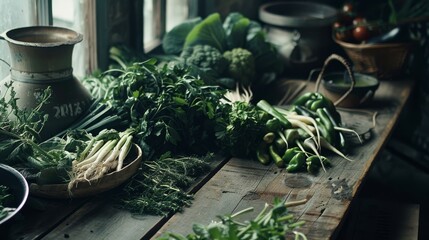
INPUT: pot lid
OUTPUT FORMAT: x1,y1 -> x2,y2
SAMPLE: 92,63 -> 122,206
259,2 -> 338,28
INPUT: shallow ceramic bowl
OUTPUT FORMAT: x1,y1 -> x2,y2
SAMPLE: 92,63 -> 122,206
0,164 -> 29,225
29,144 -> 142,199
321,72 -> 380,108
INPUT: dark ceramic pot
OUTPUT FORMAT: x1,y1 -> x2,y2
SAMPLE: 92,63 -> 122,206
259,2 -> 338,75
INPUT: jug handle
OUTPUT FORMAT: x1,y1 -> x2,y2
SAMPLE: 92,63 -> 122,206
0,32 -> 10,67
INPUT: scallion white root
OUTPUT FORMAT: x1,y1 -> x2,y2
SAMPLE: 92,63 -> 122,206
117,135 -> 133,171
86,140 -> 105,159
67,130 -> 134,191
275,107 -> 320,147
320,138 -> 353,162
277,131 -> 289,150
334,126 -> 363,143
304,138 -> 326,173
289,119 -> 320,149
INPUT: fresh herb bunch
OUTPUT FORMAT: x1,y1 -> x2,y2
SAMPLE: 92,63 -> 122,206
215,101 -> 268,157
83,59 -> 227,159
157,198 -> 307,240
116,154 -> 211,216
0,82 -> 60,168
0,82 -> 92,184
0,185 -> 13,221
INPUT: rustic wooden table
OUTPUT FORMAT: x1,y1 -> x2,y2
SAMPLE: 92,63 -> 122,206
0,79 -> 415,240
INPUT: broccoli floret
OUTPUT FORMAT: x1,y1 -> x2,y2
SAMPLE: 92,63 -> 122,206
180,45 -> 227,75
223,48 -> 255,86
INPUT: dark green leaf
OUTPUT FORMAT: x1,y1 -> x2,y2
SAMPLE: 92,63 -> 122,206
184,13 -> 227,52
162,17 -> 202,55
223,12 -> 250,49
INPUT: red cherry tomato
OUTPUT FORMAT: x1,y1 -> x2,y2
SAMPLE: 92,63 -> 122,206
333,21 -> 342,29
352,17 -> 367,26
339,3 -> 356,25
342,3 -> 354,13
353,26 -> 371,42
333,21 -> 352,42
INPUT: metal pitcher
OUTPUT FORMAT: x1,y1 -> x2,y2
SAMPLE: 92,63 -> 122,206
0,26 -> 92,139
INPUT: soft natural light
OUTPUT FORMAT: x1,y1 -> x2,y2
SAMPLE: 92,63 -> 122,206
143,0 -> 154,44
52,0 -> 74,23
166,0 -> 188,31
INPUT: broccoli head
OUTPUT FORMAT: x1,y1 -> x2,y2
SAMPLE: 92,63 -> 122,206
223,48 -> 255,86
180,44 -> 227,75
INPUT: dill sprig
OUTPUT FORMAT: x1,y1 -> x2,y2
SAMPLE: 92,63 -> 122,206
116,154 -> 212,216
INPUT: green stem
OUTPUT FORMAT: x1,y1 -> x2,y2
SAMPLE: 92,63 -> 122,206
231,207 -> 254,218
0,128 -> 20,139
288,220 -> 306,228
24,139 -> 55,162
277,214 -> 294,222
0,128 -> 54,162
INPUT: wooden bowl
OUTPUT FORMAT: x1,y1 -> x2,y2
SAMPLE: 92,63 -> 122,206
29,144 -> 142,199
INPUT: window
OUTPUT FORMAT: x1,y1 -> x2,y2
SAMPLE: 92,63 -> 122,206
144,0 -> 192,52
0,0 -> 197,80
52,0 -> 97,78
166,0 -> 189,32
0,0 -> 38,80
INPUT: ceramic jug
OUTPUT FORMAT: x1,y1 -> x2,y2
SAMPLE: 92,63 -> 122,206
0,26 -> 92,139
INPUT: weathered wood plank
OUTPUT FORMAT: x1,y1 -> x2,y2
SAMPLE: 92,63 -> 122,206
40,154 -> 229,240
153,79 -> 414,240
1,79 -> 413,240
42,197 -> 162,240
0,197 -> 87,240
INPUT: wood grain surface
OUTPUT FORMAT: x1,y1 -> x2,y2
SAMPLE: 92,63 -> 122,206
154,79 -> 415,240
0,79 -> 414,240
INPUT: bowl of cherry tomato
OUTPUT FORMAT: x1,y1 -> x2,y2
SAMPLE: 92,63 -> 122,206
332,2 -> 413,79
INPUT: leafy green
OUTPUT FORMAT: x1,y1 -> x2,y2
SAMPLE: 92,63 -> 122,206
0,185 -> 12,221
387,0 -> 429,24
161,12 -> 284,88
163,17 -> 202,55
0,82 -> 51,166
223,12 -> 250,49
184,13 -> 227,53
215,101 -> 268,158
116,154 -> 212,216
82,59 -> 228,159
245,30 -> 284,85
157,197 -> 307,240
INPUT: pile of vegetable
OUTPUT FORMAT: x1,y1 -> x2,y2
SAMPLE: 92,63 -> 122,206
68,129 -> 134,189
0,82 -> 136,186
158,198 -> 307,240
0,11 -> 363,223
217,87 -> 359,174
162,12 -> 284,88
333,0 -> 429,43
82,59 -> 227,159
0,185 -> 13,221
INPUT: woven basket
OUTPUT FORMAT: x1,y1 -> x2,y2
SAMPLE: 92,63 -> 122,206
334,38 -> 412,79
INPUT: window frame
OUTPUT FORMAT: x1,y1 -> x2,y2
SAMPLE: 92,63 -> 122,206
36,0 -> 53,25
35,0 -> 199,71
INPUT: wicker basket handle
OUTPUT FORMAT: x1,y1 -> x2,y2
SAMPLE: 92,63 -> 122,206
314,54 -> 356,106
